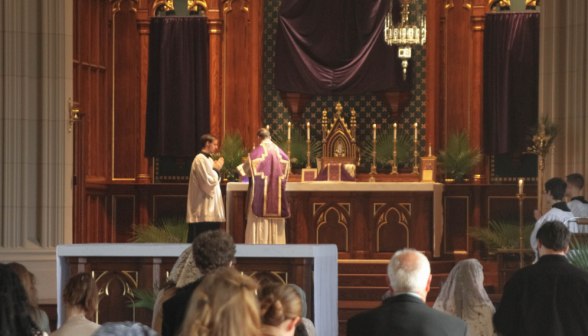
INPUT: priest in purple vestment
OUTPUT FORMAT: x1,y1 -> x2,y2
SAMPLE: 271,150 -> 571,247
237,128 -> 290,244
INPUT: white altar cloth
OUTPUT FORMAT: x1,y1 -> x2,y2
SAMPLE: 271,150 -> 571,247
226,182 -> 444,257
56,244 -> 338,335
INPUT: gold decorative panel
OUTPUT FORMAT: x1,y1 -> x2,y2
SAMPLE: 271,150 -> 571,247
376,207 -> 409,252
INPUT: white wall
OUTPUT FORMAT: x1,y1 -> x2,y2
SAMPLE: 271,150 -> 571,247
0,0 -> 73,301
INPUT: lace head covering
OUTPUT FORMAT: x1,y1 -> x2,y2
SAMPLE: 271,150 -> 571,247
433,259 -> 495,320
92,322 -> 158,336
169,246 -> 202,288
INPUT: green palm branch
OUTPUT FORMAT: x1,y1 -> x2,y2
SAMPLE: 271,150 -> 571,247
438,131 -> 482,182
470,219 -> 534,253
568,237 -> 588,272
131,216 -> 188,243
362,129 -> 413,168
127,288 -> 157,311
273,126 -> 322,169
213,132 -> 248,180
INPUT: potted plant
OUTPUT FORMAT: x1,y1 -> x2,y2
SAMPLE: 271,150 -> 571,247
131,216 -> 188,243
213,132 -> 248,181
273,126 -> 322,171
437,131 -> 482,183
362,129 -> 413,172
470,219 -> 535,254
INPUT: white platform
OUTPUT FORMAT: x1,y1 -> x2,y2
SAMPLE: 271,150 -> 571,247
57,243 -> 338,335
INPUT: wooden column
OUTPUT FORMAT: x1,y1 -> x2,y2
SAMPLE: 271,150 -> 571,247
470,0 -> 486,183
208,1 -> 224,140
425,0 -> 443,155
137,9 -> 151,184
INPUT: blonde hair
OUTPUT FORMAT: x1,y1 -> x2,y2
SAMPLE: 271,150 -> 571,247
179,267 -> 261,336
258,283 -> 302,327
63,272 -> 99,316
7,263 -> 42,323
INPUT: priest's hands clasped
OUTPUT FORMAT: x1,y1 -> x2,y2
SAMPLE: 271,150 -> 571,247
213,157 -> 224,171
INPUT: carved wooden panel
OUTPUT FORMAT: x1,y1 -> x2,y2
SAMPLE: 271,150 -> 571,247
313,203 -> 350,253
94,270 -> 138,323
113,196 -> 136,243
83,191 -> 111,243
373,203 -> 411,253
111,0 -> 140,180
153,195 -> 188,221
444,196 -> 469,254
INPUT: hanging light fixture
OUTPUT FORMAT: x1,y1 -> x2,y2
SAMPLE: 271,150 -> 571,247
384,0 -> 426,80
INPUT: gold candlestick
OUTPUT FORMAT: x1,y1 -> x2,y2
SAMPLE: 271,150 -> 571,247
517,193 -> 526,268
287,139 -> 291,158
391,138 -> 398,174
370,138 -> 377,182
412,137 -> 419,174
306,139 -> 311,168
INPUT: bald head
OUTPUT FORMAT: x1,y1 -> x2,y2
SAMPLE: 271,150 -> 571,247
387,249 -> 431,295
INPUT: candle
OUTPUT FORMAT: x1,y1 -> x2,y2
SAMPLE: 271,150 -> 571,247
373,124 -> 377,140
394,123 -> 397,140
429,143 -> 432,156
266,125 -> 270,130
307,122 -> 310,140
288,122 -> 291,140
414,123 -> 418,139
519,179 -> 524,194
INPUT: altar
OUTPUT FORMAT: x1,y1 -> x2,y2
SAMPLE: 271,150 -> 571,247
227,182 -> 444,258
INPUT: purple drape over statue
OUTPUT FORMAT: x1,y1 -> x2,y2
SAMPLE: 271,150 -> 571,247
249,142 -> 290,218
274,0 -> 408,95
483,13 -> 539,155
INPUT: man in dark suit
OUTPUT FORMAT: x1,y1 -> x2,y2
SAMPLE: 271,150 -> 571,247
161,230 -> 236,336
494,220 -> 588,336
346,248 -> 469,336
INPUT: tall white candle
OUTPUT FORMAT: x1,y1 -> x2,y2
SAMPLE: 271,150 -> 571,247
288,122 -> 291,140
414,123 -> 418,140
307,122 -> 310,140
519,179 -> 524,194
393,123 -> 397,140
373,124 -> 377,140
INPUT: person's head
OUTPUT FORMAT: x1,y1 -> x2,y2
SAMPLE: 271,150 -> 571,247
288,284 -> 307,318
63,272 -> 99,316
179,267 -> 260,336
566,173 -> 585,197
258,283 -> 302,336
200,134 -> 218,153
94,322 -> 159,336
536,221 -> 571,257
544,177 -> 567,203
257,128 -> 271,145
0,263 -> 37,336
7,263 -> 41,322
387,248 -> 432,302
192,230 -> 236,275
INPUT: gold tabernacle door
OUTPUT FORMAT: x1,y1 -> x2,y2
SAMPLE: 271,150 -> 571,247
318,102 -> 360,173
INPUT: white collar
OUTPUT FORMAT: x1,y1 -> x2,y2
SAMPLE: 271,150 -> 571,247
261,139 -> 272,144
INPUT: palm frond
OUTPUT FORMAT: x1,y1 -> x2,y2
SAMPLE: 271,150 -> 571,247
568,237 -> 588,272
131,216 -> 188,243
215,132 -> 248,179
438,131 -> 482,181
470,219 -> 534,253
127,288 -> 157,310
273,127 -> 322,168
362,129 -> 412,167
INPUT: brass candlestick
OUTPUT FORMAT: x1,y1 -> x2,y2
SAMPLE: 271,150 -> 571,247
370,138 -> 377,182
391,138 -> 398,174
287,139 -> 291,158
412,137 -> 419,175
517,193 -> 526,268
306,139 -> 311,168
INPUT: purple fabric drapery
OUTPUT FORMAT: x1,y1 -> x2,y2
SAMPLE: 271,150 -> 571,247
145,17 -> 210,157
274,0 -> 408,95
483,13 -> 539,155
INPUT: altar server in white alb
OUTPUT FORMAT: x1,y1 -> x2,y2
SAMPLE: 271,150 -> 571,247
566,173 -> 588,232
186,134 -> 225,242
237,128 -> 290,244
531,177 -> 575,260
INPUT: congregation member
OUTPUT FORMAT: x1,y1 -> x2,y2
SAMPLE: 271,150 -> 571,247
8,263 -> 51,334
289,284 -> 317,336
0,263 -> 47,336
187,134 -> 225,242
531,177 -> 575,260
346,248 -> 469,336
433,259 -> 496,336
178,267 -> 260,336
494,221 -> 588,335
93,322 -> 159,336
162,230 -> 236,336
258,283 -> 303,336
566,173 -> 588,229
238,128 -> 290,244
51,272 -> 100,336
152,246 -> 202,334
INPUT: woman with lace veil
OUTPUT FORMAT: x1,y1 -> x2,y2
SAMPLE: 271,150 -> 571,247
433,259 -> 497,336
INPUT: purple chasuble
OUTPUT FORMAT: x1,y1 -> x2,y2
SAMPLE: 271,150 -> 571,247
249,142 -> 290,218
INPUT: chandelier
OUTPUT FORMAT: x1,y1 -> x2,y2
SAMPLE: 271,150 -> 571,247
384,0 -> 426,80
